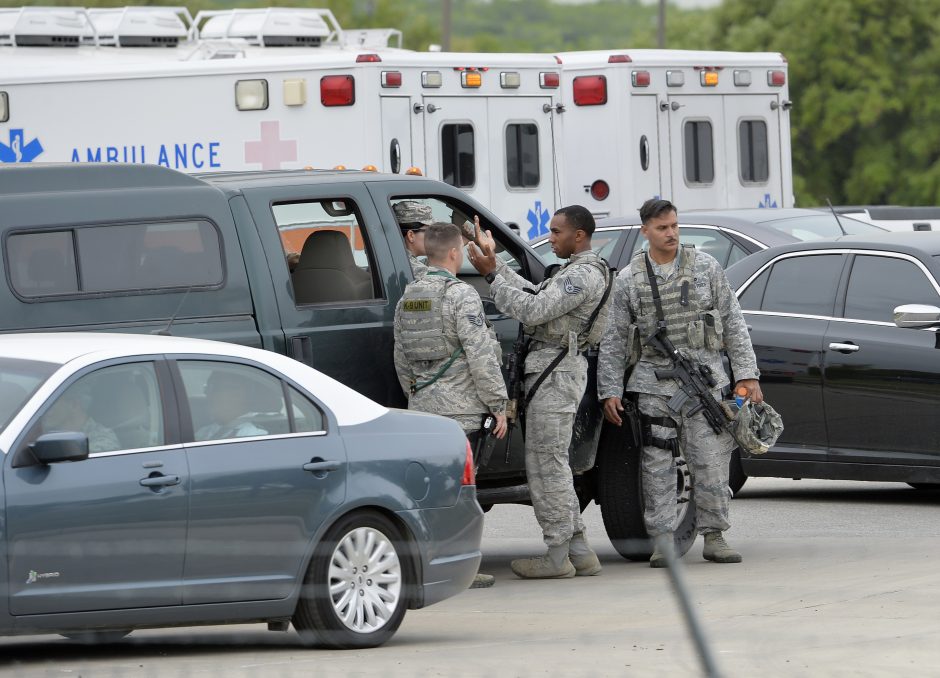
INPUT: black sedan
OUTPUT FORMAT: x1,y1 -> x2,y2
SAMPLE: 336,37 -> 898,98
531,208 -> 884,270
725,232 -> 940,492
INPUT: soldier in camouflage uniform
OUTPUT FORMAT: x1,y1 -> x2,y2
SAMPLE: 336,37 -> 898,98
393,200 -> 432,279
597,198 -> 762,567
468,205 -> 611,579
393,222 -> 508,588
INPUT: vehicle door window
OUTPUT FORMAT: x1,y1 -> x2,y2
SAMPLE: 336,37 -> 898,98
539,229 -> 622,267
738,119 -> 769,184
843,255 -> 940,322
727,243 -> 749,268
0,358 -> 59,429
441,123 -> 475,188
684,120 -> 714,184
288,384 -> 325,433
761,254 -> 844,316
32,362 -> 164,453
178,361 -> 289,442
505,122 -> 540,188
630,226 -> 735,268
738,268 -> 769,311
273,199 -> 381,305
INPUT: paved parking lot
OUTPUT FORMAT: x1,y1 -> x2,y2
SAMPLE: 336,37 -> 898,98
3,478 -> 940,677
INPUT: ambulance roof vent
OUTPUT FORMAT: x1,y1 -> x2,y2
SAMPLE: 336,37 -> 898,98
194,8 -> 339,48
0,7 -> 96,47
344,28 -> 403,50
86,7 -> 195,48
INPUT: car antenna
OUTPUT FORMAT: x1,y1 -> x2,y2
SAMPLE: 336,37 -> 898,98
826,198 -> 848,236
152,286 -> 193,336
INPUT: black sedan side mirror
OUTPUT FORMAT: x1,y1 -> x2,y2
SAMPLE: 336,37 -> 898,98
29,432 -> 90,465
893,304 -> 940,329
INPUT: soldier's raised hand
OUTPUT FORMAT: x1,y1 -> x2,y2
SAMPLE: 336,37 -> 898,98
468,215 -> 498,276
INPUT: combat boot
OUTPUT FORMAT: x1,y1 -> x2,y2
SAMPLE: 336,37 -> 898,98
511,543 -> 576,579
702,531 -> 742,563
568,532 -> 602,576
649,546 -> 668,568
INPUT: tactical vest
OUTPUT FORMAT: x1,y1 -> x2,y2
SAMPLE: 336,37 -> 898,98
630,245 -> 709,358
525,255 -> 612,350
398,272 -> 460,361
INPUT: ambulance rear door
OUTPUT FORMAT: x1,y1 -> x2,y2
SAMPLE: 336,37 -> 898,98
723,94 -> 786,209
666,94 -> 728,210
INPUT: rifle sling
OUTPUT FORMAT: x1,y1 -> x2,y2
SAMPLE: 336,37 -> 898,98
410,346 -> 465,394
523,260 -> 615,408
644,252 -> 668,327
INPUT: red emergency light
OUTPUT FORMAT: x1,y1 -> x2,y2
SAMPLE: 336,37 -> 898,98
590,180 -> 610,201
608,54 -> 632,63
540,72 -> 560,89
381,71 -> 402,88
321,75 -> 355,106
632,70 -> 651,87
768,70 -> 786,86
573,75 -> 607,106
356,54 -> 382,63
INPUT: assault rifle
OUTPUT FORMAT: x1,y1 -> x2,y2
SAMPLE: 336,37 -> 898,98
502,326 -> 529,462
645,323 -> 731,436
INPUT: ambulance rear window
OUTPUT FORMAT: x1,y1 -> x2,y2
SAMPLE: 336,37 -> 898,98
739,119 -> 769,184
441,123 -> 475,188
506,123 -> 540,189
683,120 -> 714,185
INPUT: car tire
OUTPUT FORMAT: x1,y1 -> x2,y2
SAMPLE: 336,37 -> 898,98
596,422 -> 696,561
61,630 -> 131,644
728,448 -> 748,495
293,511 -> 409,649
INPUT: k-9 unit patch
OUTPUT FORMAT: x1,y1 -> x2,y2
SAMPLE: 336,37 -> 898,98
403,299 -> 433,312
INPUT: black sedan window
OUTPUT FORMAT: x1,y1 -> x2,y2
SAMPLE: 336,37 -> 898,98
843,255 -> 940,322
761,254 -> 844,316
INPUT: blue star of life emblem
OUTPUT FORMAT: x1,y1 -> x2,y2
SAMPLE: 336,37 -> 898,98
758,193 -> 778,208
527,200 -> 551,240
0,129 -> 44,163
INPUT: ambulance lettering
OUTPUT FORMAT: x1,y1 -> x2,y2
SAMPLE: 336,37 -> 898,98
0,129 -> 44,163
70,142 -> 221,169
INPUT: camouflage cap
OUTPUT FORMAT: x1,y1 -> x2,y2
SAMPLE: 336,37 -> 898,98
393,200 -> 434,228
732,400 -> 784,455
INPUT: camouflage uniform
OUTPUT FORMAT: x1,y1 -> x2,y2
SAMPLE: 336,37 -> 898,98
393,200 -> 433,280
394,267 -> 506,433
597,245 -> 759,537
489,251 -> 610,548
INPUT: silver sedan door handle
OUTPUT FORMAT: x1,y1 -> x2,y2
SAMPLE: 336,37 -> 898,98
139,474 -> 181,488
828,342 -> 860,353
303,459 -> 340,473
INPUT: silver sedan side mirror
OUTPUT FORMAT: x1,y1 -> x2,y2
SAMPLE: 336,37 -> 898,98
893,304 -> 940,329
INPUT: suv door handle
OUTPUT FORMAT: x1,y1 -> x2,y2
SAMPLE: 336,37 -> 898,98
139,474 -> 181,488
828,342 -> 860,353
303,459 -> 340,474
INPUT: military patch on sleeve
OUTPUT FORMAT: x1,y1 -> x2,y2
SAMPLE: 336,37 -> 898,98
563,276 -> 583,295
402,299 -> 433,312
467,312 -> 485,326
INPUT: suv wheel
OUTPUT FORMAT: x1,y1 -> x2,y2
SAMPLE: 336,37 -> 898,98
596,421 -> 696,561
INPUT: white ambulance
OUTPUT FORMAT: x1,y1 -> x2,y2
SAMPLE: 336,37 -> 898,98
556,49 -> 794,217
0,7 -> 564,231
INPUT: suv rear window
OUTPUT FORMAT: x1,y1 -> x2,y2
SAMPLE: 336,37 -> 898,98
6,220 -> 223,299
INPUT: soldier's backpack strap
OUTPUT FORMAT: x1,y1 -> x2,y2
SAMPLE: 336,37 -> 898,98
522,257 -> 615,408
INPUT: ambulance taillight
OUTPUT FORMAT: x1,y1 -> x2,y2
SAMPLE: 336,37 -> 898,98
321,75 -> 355,107
768,70 -> 786,87
540,72 -> 560,89
590,180 -> 610,201
573,75 -> 607,106
632,71 -> 650,87
381,71 -> 402,88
